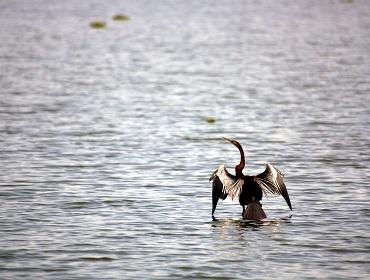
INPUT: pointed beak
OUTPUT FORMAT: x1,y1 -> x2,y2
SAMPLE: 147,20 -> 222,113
223,137 -> 234,144
223,137 -> 242,149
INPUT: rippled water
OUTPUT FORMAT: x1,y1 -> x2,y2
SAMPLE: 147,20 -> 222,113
1,0 -> 370,279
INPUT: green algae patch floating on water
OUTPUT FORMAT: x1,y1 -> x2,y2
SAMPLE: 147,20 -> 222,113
112,14 -> 130,21
206,116 -> 216,124
89,20 -> 107,29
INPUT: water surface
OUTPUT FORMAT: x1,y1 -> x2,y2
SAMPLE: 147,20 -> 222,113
1,0 -> 370,279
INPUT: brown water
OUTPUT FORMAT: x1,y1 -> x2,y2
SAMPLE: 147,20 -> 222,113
1,0 -> 370,279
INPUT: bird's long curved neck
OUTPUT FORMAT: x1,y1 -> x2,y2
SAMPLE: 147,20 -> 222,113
235,143 -> 245,177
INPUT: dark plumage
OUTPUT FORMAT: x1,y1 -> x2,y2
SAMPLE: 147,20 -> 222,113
210,137 -> 292,220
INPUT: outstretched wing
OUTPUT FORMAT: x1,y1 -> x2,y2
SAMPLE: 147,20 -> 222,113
254,163 -> 292,210
209,165 -> 244,217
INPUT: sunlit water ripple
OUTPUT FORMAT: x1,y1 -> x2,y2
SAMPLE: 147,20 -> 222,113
0,0 -> 369,279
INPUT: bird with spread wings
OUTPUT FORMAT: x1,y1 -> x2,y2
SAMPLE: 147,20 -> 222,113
209,137 -> 292,220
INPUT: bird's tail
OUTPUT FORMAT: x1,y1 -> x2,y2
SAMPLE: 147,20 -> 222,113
243,201 -> 266,220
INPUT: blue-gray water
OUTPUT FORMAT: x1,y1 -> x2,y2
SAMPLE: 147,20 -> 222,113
1,0 -> 369,279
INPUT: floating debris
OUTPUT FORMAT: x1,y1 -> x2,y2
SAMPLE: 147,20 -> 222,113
206,116 -> 216,124
89,20 -> 107,29
112,14 -> 130,21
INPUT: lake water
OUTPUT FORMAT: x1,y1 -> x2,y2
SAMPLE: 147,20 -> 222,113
1,0 -> 369,279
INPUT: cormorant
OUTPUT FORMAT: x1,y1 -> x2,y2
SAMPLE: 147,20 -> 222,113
210,137 -> 292,220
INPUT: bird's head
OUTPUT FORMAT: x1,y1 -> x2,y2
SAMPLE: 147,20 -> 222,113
223,137 -> 241,147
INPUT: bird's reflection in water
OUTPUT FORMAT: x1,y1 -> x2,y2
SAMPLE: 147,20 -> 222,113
211,215 -> 292,234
